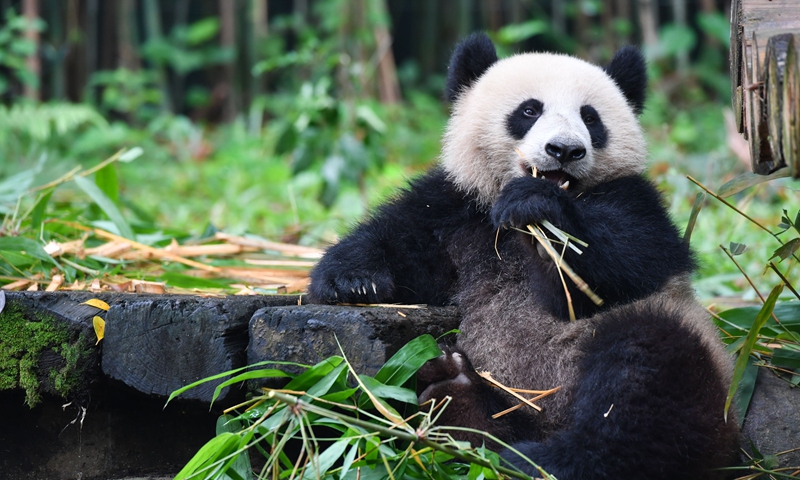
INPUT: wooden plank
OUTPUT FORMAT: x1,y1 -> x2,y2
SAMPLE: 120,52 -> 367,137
733,0 -> 800,172
783,35 -> 800,177
731,0 -> 743,132
765,32 -> 796,171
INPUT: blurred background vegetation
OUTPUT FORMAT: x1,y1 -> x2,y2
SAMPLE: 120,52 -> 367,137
0,0 -> 797,301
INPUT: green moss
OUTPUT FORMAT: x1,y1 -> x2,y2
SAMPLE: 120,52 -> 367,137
0,301 -> 90,406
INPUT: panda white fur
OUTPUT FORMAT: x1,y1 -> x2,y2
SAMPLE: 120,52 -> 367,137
309,33 -> 739,479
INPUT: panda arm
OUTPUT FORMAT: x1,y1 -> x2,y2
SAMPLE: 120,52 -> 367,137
491,175 -> 693,304
308,168 -> 463,306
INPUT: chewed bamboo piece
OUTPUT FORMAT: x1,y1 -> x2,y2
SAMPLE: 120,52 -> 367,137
512,149 -> 604,316
478,371 -> 562,418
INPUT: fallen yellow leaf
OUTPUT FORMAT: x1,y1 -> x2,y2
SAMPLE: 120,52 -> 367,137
82,298 -> 110,311
93,316 -> 105,345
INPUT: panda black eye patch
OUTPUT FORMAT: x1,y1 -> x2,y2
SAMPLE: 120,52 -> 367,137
580,105 -> 608,149
506,99 -> 543,140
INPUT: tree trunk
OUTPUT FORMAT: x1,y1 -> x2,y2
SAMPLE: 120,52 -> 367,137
373,0 -> 400,104
118,0 -> 139,70
143,0 -> 172,113
219,0 -> 238,121
637,0 -> 659,50
23,0 -> 40,101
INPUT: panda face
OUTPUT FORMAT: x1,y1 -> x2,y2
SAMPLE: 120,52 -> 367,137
441,52 -> 647,208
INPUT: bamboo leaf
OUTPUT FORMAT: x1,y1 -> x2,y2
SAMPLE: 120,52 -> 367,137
210,369 -> 292,406
771,348 -> 800,370
725,284 -> 782,421
373,334 -> 442,387
358,375 -> 418,405
770,238 -> 800,262
729,242 -> 747,256
732,355 -> 758,427
95,163 -> 119,204
74,176 -> 134,239
118,146 -> 143,162
683,192 -> 705,244
716,168 -> 790,198
0,237 -> 58,266
30,188 -> 54,232
173,432 -> 240,479
302,439 -> 349,480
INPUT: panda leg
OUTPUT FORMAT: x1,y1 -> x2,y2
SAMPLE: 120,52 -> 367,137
502,304 -> 738,480
417,346 -> 537,447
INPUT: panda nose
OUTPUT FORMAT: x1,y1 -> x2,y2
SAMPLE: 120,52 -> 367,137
545,142 -> 586,163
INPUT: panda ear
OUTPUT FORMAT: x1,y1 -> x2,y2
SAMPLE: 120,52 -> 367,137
605,46 -> 647,115
446,32 -> 498,102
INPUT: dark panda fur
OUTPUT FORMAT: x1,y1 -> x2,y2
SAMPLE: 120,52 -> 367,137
308,33 -> 739,479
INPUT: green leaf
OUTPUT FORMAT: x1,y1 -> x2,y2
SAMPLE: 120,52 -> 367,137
173,432 -> 240,479
210,369 -> 292,406
732,355 -> 758,426
95,163 -> 119,204
358,375 -> 418,405
373,334 -> 442,387
683,192 -> 705,244
30,188 -> 54,232
340,442 -> 360,480
74,176 -> 134,239
771,348 -> 800,370
770,238 -> 800,262
118,146 -> 143,162
729,242 -> 747,256
0,237 -> 58,266
725,284 -> 782,421
303,438 -> 349,479
166,359 -> 307,405
284,356 -> 343,392
496,20 -> 549,44
216,415 -> 254,480
160,271 -> 230,289
305,362 -> 348,398
716,168 -> 791,198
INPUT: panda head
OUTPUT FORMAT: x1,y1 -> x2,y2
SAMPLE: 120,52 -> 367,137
441,33 -> 648,208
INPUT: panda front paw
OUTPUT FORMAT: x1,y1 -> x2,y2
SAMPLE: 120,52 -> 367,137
490,177 -> 573,231
308,266 -> 395,304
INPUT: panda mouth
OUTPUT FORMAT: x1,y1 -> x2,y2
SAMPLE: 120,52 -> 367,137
521,163 -> 575,190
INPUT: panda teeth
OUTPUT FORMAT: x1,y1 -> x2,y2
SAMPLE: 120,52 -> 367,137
559,180 -> 570,190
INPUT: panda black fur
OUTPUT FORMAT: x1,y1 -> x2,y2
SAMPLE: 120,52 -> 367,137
308,33 -> 739,479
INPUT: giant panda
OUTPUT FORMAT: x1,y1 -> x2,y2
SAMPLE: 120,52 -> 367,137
308,33 -> 740,479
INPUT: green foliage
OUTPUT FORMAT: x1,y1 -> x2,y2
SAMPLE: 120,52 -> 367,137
142,17 -> 233,75
0,102 -> 108,169
0,8 -> 45,96
169,335 -> 551,480
90,69 -> 163,125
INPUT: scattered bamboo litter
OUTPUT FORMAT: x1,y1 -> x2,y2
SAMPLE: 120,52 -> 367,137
3,220 -> 323,295
477,371 -> 561,418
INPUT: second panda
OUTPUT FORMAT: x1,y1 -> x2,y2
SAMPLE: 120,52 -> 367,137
308,33 -> 740,480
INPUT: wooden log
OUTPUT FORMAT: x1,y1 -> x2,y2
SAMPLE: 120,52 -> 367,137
730,0 -> 800,171
730,0 -> 743,133
248,305 -> 461,378
765,32 -> 795,171
783,34 -> 800,177
747,29 -> 775,173
101,294 -> 299,402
